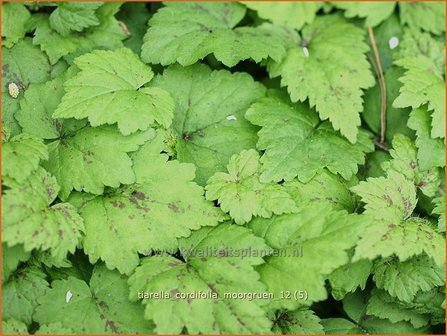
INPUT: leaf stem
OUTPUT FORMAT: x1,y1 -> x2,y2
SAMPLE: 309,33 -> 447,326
367,26 -> 387,145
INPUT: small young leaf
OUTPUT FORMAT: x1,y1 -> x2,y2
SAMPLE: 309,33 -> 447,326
2,134 -> 48,183
206,149 -> 297,224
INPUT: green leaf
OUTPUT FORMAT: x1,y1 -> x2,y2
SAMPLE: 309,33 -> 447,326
373,255 -> 445,303
342,290 -> 368,323
245,94 -> 373,183
206,149 -> 297,224
340,289 -> 431,334
395,29 -> 445,76
73,131 -> 225,275
405,288 -> 446,324
334,1 -> 396,27
129,224 -> 272,334
17,70 -> 80,140
44,126 -> 155,199
2,92 -> 22,138
2,38 -> 51,136
351,172 -> 445,265
152,63 -> 265,185
2,167 -> 85,262
36,323 -> 74,335
116,2 -> 150,54
250,204 -> 370,310
32,4 -> 127,65
382,134 -> 442,197
329,258 -> 372,300
244,2 -> 321,30
2,133 -> 48,183
321,318 -> 362,334
49,2 -> 103,36
399,2 -> 445,35
267,15 -> 375,143
1,2 -> 31,48
3,266 -> 49,325
361,317 -> 430,334
283,170 -> 357,212
432,195 -> 446,232
2,319 -> 28,335
393,56 -> 445,139
34,264 -> 153,334
353,171 -> 417,222
53,48 -> 174,135
408,107 -> 445,170
356,215 -> 445,267
271,308 -> 324,334
2,244 -> 31,282
367,289 -> 430,328
141,2 -> 286,67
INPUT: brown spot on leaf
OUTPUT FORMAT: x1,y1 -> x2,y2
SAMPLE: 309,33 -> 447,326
110,200 -> 126,209
182,132 -> 191,141
129,192 -> 149,212
98,301 -> 109,309
105,320 -> 118,333
168,202 -> 181,213
132,191 -> 146,200
383,195 -> 393,206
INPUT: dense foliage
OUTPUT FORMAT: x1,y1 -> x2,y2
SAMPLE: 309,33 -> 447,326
1,1 -> 446,335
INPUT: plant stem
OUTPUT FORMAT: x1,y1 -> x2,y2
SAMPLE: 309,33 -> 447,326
368,26 -> 387,145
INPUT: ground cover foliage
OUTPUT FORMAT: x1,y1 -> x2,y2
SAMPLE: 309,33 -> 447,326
1,1 -> 446,334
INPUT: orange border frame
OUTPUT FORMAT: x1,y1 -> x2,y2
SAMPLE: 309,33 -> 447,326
0,1 -> 445,336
